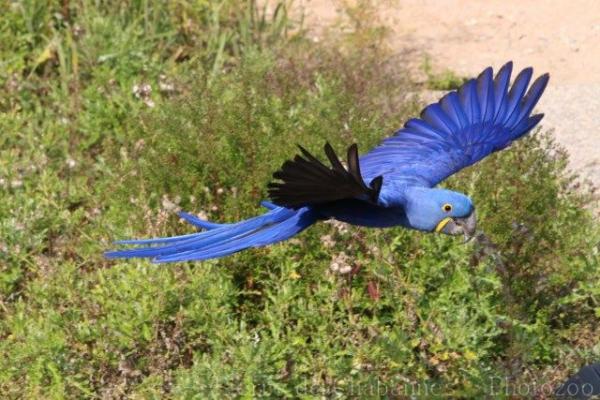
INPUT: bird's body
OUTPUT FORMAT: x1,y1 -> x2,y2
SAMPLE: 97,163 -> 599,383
317,199 -> 408,228
106,62 -> 549,263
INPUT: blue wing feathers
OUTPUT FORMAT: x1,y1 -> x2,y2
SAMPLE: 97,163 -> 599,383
469,79 -> 481,124
361,61 -> 549,190
421,104 -> 456,134
514,73 -> 550,128
512,114 -> 544,140
504,67 -> 533,126
404,119 -> 447,140
440,92 -> 466,130
476,67 -> 494,121
458,80 -> 475,123
492,61 -> 513,120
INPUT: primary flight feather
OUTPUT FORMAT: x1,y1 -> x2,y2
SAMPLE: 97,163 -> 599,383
106,62 -> 549,263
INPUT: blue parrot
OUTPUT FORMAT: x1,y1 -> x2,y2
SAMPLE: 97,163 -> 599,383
106,62 -> 549,263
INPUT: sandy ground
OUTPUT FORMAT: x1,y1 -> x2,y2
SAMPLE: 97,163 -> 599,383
297,0 -> 600,186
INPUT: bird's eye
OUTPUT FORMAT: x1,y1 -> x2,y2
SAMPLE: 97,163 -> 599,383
442,203 -> 452,213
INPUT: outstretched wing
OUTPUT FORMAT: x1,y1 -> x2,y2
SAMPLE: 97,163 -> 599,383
268,142 -> 383,209
359,62 -> 549,204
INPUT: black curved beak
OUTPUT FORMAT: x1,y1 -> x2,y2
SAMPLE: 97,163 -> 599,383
437,210 -> 477,241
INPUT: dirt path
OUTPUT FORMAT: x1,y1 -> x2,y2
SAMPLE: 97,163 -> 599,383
299,0 -> 600,186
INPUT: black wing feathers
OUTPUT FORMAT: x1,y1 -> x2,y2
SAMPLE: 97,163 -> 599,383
268,143 -> 382,208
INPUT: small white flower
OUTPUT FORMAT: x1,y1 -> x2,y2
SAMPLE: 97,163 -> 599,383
132,82 -> 154,107
330,251 -> 353,275
158,75 -> 176,94
320,234 -> 336,248
134,139 -> 145,152
161,195 -> 181,212
330,262 -> 340,272
325,219 -> 350,235
338,265 -> 352,274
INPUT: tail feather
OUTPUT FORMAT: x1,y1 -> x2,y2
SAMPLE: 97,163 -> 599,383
260,200 -> 278,210
177,211 -> 227,230
176,201 -> 280,230
154,208 -> 316,262
105,206 -> 316,263
114,231 -> 201,245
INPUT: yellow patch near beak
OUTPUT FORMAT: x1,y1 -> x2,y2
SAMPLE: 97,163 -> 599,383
435,217 -> 452,233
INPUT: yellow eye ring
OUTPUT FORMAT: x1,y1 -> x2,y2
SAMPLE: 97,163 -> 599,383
442,203 -> 452,213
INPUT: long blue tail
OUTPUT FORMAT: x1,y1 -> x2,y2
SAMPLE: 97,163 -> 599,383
105,202 -> 317,263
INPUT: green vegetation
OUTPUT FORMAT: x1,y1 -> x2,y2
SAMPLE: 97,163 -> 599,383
1,1 -> 598,398
422,56 -> 468,90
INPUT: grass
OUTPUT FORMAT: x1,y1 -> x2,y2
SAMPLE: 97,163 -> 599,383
421,56 -> 468,91
1,1 -> 599,398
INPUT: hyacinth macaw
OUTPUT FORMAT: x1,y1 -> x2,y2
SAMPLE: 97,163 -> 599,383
106,62 -> 549,263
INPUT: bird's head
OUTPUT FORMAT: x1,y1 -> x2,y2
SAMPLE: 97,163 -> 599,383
403,187 -> 476,239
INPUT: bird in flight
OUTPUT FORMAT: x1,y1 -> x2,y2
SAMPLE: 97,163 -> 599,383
106,62 -> 549,263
